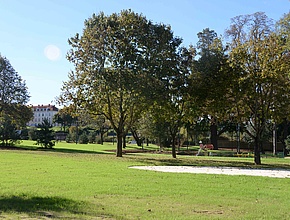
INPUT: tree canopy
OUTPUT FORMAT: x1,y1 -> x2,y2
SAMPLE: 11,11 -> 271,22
59,10 -> 183,157
0,54 -> 32,145
58,10 -> 290,164
226,12 -> 290,164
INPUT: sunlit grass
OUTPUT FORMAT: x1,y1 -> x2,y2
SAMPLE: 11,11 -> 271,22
0,141 -> 289,219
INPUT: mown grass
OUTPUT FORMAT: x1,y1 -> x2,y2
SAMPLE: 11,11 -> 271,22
0,140 -> 289,219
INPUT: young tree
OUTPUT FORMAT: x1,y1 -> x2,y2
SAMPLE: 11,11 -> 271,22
36,118 -> 55,148
0,115 -> 19,146
59,10 -> 183,157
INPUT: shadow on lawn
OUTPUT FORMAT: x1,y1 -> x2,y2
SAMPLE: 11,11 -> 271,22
1,145 -> 113,155
133,156 -> 290,170
0,195 -> 89,218
38,147 -> 113,155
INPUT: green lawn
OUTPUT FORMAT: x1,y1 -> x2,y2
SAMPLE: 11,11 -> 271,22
0,140 -> 289,219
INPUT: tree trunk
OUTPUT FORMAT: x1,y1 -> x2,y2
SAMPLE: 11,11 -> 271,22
210,123 -> 218,150
116,133 -> 123,157
100,132 -> 104,145
131,129 -> 142,146
254,137 -> 261,165
171,135 -> 177,158
123,135 -> 126,148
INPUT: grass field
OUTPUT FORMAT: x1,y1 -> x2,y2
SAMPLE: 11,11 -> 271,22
0,140 -> 289,219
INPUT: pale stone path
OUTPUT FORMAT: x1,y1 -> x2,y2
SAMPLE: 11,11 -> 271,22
130,166 -> 290,178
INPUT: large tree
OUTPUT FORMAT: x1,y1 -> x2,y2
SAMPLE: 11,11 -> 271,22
150,46 -> 195,158
226,12 -> 290,165
0,54 -> 32,145
190,28 -> 234,149
59,10 -> 182,157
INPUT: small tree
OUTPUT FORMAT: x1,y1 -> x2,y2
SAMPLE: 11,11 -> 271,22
0,115 -> 20,146
36,118 -> 55,148
28,127 -> 38,140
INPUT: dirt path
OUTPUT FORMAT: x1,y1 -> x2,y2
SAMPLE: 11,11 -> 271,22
130,166 -> 290,178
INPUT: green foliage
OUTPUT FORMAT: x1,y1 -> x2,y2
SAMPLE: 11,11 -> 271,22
59,10 -> 184,157
285,135 -> 290,151
226,12 -> 290,164
0,115 -> 20,146
0,54 -> 30,107
0,54 -> 32,145
87,131 -> 97,144
53,108 -> 74,132
36,118 -> 55,148
78,133 -> 89,144
28,127 -> 38,141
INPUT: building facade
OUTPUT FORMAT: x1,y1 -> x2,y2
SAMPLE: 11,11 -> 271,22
27,104 -> 59,127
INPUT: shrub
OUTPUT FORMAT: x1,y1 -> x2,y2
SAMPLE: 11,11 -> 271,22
78,133 -> 89,144
36,118 -> 55,148
28,127 -> 38,141
88,131 -> 97,144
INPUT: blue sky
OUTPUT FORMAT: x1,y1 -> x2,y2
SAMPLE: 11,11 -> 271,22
0,0 -> 289,106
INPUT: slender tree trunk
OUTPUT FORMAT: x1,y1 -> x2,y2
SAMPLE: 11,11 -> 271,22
282,120 -> 289,156
172,136 -> 177,158
131,129 -> 142,146
123,135 -> 126,148
100,132 -> 104,145
254,137 -> 261,165
116,133 -> 123,157
210,123 -> 218,150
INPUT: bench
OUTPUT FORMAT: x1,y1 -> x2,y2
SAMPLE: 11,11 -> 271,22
204,144 -> 214,150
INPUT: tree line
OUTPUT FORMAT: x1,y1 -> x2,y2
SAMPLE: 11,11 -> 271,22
1,10 -> 290,165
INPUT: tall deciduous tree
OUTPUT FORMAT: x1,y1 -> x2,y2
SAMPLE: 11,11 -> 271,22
226,12 -> 290,165
59,10 -> 182,157
151,46 -> 195,158
0,54 -> 32,145
190,28 -> 234,149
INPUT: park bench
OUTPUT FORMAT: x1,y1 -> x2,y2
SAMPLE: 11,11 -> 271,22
204,144 -> 214,150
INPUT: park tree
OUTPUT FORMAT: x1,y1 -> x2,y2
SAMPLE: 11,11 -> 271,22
59,10 -> 183,157
150,46 -> 195,158
226,12 -> 290,165
0,54 -> 32,145
53,107 -> 74,132
275,12 -> 290,49
274,12 -> 290,154
36,118 -> 55,148
190,28 -> 234,149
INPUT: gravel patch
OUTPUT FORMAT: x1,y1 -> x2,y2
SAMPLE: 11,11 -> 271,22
130,166 -> 290,178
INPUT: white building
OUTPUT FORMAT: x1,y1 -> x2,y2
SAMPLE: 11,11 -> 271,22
27,104 -> 59,127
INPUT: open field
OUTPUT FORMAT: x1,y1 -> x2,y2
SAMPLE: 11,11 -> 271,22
0,141 -> 289,219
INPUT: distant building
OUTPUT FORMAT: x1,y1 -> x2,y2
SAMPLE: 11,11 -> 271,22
27,104 -> 59,127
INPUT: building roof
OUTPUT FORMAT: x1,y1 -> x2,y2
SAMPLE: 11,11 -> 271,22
31,104 -> 58,111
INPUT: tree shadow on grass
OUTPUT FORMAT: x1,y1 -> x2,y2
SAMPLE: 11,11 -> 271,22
1,145 -> 114,155
0,194 -> 91,218
37,147 -> 113,155
133,156 -> 290,170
